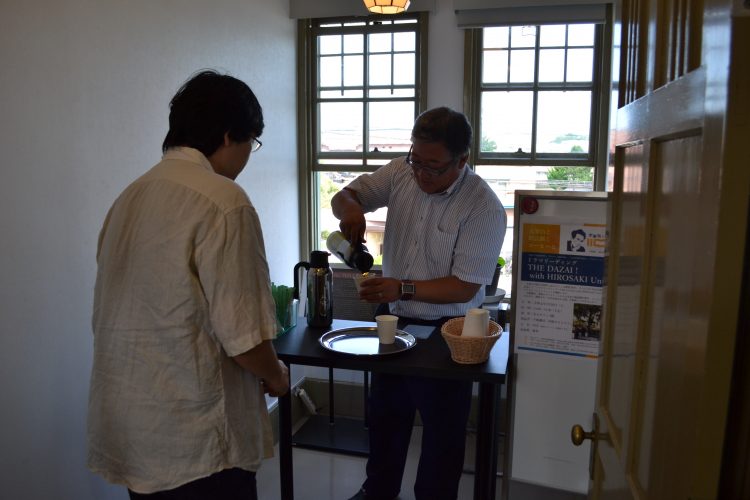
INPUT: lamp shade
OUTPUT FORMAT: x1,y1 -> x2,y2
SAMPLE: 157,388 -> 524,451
363,0 -> 410,14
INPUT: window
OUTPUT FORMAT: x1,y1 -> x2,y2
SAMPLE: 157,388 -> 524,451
298,14 -> 427,264
466,22 -> 610,294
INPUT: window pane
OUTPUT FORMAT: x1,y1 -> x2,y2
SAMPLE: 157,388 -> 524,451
481,91 -> 533,153
476,165 -> 593,195
343,34 -> 363,54
536,91 -> 591,154
393,31 -> 415,51
509,49 -> 535,82
318,159 -> 365,166
369,32 -> 392,53
539,48 -> 565,82
540,25 -> 566,47
318,158 -> 390,168
320,89 -> 363,98
510,26 -> 536,47
540,166 -> 594,190
484,27 -> 509,48
317,172 -> 387,265
483,50 -> 509,83
568,24 -> 595,46
369,88 -> 415,98
320,102 -> 363,152
319,35 -> 341,55
566,48 -> 594,81
369,54 -> 392,85
368,101 -> 414,153
320,56 -> 342,87
393,53 -> 415,85
318,171 -> 346,257
343,55 -> 363,86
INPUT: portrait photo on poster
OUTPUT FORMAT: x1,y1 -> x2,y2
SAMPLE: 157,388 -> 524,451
559,223 -> 606,256
566,229 -> 587,252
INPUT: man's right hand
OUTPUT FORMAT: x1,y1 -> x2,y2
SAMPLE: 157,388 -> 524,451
339,212 -> 367,246
331,188 -> 367,245
233,341 -> 290,397
262,360 -> 290,397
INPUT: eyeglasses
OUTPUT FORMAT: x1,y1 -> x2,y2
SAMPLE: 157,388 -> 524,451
250,137 -> 263,153
405,146 -> 456,179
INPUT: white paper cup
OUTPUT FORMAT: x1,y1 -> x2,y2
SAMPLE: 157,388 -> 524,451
353,272 -> 375,293
375,314 -> 399,344
461,308 -> 489,337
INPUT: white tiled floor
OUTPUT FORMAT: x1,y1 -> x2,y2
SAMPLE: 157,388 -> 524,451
256,426 -> 492,500
256,423 -> 587,500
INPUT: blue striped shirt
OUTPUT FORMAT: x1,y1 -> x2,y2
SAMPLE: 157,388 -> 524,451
347,157 -> 507,320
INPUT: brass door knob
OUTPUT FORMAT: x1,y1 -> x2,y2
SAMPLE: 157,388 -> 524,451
572,414 -> 602,481
571,424 -> 596,446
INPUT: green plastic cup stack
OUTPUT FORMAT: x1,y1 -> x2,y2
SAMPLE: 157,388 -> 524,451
271,283 -> 297,337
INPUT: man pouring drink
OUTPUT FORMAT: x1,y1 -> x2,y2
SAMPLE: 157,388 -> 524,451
332,107 -> 507,500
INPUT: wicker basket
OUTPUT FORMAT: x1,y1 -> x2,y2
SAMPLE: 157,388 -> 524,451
441,317 -> 502,364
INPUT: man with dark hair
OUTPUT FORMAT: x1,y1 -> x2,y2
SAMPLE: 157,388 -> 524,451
332,107 -> 507,500
87,70 -> 288,500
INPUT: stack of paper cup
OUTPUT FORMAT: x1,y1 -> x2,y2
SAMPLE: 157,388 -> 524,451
461,308 -> 489,337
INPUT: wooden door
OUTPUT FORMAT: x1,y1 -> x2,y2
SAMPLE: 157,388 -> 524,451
580,0 -> 750,498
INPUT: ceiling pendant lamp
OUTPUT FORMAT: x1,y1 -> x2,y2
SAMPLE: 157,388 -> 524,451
363,0 -> 410,14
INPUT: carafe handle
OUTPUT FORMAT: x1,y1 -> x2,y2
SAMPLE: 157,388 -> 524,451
293,261 -> 309,300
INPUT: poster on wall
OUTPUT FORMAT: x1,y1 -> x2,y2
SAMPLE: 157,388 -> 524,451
515,218 -> 607,357
508,192 -> 609,494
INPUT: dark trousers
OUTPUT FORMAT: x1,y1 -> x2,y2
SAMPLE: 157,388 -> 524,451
362,373 -> 473,500
362,306 -> 472,499
128,468 -> 257,500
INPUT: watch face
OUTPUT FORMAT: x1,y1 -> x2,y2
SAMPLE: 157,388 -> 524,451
403,283 -> 416,294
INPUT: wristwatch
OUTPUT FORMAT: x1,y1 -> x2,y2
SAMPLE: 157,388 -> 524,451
400,280 -> 415,301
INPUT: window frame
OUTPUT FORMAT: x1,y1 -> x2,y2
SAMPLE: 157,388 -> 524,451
464,22 -> 610,170
297,13 -> 429,258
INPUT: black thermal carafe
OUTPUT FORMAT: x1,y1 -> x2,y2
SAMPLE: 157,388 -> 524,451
293,250 -> 333,328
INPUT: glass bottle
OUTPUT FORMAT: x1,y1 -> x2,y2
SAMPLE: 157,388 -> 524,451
326,231 -> 374,272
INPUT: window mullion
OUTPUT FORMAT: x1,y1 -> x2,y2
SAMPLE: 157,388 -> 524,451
506,28 -> 512,85
390,32 -> 396,96
363,30 -> 370,161
339,36 -> 345,96
564,25 -> 570,83
530,28 -> 541,161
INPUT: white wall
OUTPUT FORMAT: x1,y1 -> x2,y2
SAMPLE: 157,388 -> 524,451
426,1 -> 466,109
0,1 -> 298,498
0,0 -> 465,497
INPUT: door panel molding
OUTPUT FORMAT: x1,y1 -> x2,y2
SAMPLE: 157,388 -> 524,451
594,0 -> 743,497
616,68 -> 705,146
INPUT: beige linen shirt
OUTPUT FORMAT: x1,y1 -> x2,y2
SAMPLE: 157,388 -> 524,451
88,147 -> 277,493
